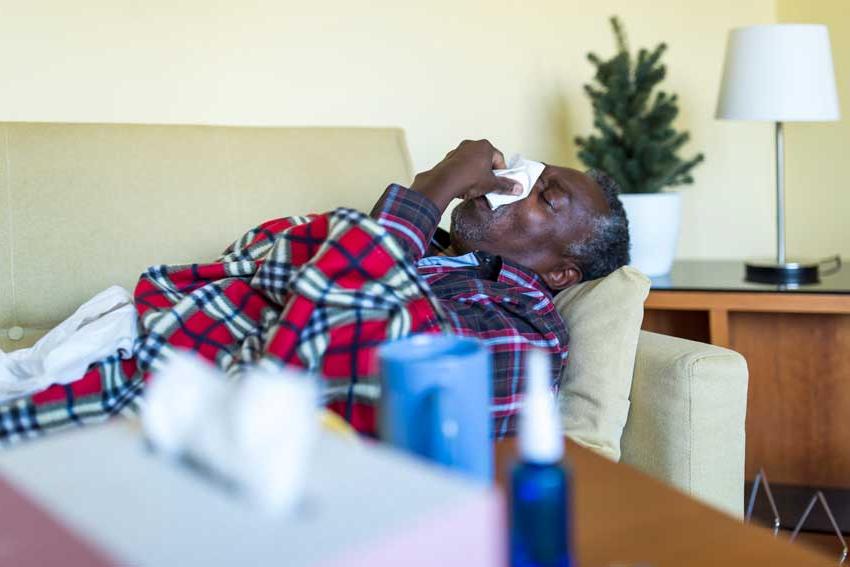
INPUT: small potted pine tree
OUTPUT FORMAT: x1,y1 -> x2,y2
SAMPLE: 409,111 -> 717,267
575,17 -> 704,276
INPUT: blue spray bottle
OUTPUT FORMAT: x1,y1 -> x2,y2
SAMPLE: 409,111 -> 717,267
510,349 -> 572,567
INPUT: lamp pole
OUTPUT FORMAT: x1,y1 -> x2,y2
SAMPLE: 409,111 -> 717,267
775,121 -> 786,265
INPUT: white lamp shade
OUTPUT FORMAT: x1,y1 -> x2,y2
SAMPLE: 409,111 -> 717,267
716,24 -> 840,122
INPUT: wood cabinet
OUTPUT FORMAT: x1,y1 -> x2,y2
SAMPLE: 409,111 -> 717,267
642,262 -> 850,489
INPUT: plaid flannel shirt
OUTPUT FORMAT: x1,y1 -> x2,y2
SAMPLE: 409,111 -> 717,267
371,185 -> 568,437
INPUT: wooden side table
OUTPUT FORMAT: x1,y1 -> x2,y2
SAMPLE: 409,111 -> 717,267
642,260 -> 850,507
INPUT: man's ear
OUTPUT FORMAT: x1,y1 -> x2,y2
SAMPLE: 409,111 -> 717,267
541,260 -> 583,291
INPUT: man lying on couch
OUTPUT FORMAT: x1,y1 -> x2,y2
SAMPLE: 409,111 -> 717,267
0,140 -> 628,443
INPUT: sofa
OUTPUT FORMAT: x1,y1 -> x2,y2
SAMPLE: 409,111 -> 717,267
0,122 -> 748,517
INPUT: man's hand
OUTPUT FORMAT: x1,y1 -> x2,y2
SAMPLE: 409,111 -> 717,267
410,140 -> 522,211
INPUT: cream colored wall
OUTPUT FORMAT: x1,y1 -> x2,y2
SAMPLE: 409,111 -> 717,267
0,0 -> 777,259
777,0 -> 849,260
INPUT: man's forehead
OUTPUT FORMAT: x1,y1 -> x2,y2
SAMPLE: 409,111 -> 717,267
542,163 -> 591,185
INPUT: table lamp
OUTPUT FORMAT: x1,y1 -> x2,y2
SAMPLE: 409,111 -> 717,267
716,24 -> 841,284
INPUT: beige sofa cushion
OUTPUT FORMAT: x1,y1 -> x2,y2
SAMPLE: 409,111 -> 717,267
554,266 -> 650,461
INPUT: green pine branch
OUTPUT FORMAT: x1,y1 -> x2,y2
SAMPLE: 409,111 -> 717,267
574,16 -> 704,194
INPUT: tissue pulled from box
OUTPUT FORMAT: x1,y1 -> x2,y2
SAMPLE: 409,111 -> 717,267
143,352 -> 319,515
485,155 -> 545,210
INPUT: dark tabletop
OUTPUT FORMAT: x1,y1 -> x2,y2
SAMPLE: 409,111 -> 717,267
650,260 -> 850,294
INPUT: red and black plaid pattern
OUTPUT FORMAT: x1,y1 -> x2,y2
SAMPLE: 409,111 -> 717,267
0,208 -> 448,443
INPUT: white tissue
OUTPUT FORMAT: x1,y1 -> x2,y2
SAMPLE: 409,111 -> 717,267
143,352 -> 319,515
0,286 -> 137,403
486,155 -> 546,210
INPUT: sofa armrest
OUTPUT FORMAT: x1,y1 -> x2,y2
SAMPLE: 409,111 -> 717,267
620,331 -> 749,518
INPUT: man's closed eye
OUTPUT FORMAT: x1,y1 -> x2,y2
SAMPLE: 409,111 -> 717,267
541,189 -> 557,211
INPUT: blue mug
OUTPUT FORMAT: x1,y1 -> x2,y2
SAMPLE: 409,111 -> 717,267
378,334 -> 493,483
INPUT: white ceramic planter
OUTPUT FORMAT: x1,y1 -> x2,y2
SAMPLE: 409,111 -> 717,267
619,192 -> 681,277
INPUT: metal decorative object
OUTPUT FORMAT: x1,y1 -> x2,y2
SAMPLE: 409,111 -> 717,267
789,491 -> 848,564
746,468 -> 848,564
746,468 -> 781,536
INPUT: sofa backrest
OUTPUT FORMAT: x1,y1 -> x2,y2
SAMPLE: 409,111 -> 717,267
0,123 -> 414,350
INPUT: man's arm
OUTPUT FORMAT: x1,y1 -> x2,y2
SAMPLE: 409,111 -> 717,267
370,185 -> 442,261
370,140 -> 521,261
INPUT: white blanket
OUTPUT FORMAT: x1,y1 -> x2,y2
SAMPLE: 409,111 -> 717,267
0,286 -> 138,403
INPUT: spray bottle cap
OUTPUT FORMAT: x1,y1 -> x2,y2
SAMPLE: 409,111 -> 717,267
518,349 -> 563,464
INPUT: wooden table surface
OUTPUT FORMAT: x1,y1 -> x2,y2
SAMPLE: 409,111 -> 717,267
495,439 -> 836,567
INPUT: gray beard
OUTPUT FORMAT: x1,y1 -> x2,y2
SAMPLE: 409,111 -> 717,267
449,199 -> 509,250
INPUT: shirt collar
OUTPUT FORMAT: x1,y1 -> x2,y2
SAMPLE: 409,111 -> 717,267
476,251 -> 554,297
429,228 -> 555,297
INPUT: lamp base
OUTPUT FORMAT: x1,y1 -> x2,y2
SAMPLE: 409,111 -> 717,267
745,259 -> 821,285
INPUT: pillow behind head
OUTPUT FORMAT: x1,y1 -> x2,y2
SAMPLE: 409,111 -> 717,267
553,266 -> 650,461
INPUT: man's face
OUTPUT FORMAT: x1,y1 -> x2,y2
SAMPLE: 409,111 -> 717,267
449,165 -> 609,288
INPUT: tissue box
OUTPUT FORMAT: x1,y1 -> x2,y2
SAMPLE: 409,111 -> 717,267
0,422 -> 505,566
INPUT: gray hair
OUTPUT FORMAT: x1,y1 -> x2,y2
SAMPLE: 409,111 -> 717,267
565,169 -> 631,282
